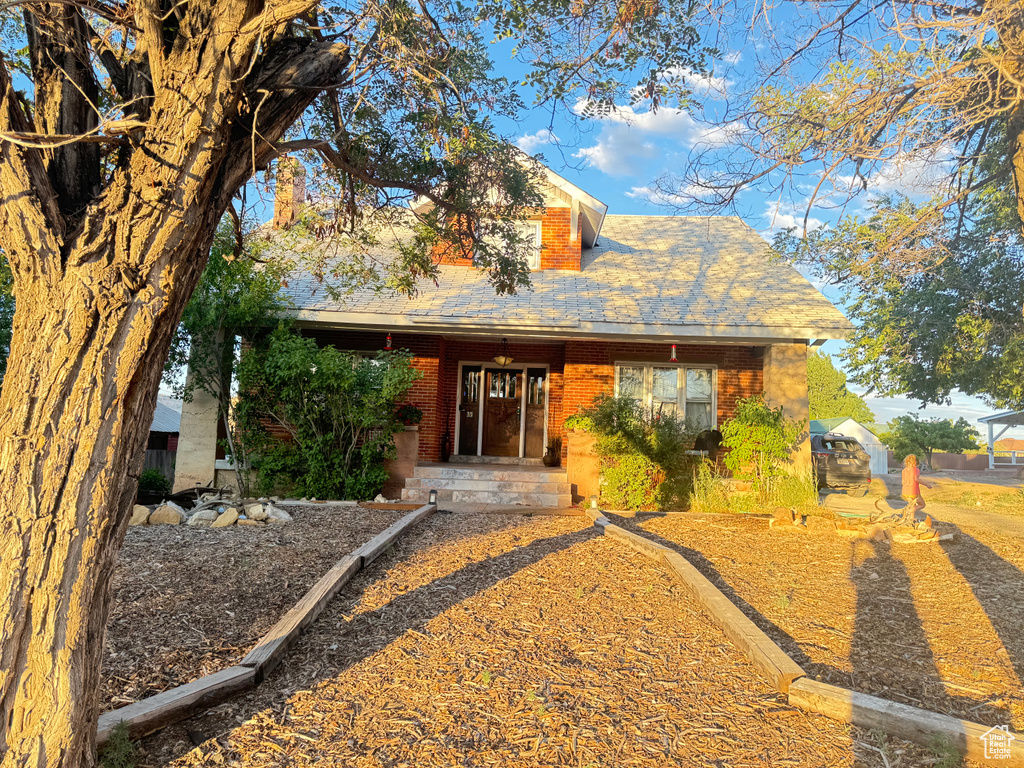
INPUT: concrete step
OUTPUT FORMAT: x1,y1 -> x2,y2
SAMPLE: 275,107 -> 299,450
448,454 -> 545,466
402,488 -> 573,506
403,477 -> 572,493
413,465 -> 567,483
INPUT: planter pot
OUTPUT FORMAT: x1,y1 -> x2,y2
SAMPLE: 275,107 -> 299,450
566,430 -> 600,503
543,452 -> 560,467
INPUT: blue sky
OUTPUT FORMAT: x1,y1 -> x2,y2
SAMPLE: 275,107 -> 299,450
479,42 -> 1017,441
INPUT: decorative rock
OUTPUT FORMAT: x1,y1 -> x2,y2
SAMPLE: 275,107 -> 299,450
149,503 -> 186,525
772,506 -> 796,523
270,496 -> 281,502
188,509 -> 218,527
129,505 -> 151,526
265,505 -> 293,525
246,503 -> 268,521
237,518 -> 264,526
212,508 -> 239,528
373,494 -> 387,503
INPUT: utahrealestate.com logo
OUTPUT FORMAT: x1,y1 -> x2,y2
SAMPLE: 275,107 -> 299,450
981,725 -> 1016,760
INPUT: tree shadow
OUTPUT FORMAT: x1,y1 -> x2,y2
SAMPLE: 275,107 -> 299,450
162,519 -> 599,754
610,518 -> 827,674
940,532 -> 1024,685
846,538 -> 989,717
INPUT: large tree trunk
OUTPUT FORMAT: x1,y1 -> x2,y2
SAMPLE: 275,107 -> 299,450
0,240 -> 212,767
0,5 -> 348,762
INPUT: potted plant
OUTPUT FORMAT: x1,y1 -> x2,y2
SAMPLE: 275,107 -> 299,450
394,404 -> 423,429
543,435 -> 563,467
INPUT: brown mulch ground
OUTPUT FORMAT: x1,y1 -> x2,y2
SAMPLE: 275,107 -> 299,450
633,511 -> 1024,734
118,511 -> 933,768
102,505 -> 405,710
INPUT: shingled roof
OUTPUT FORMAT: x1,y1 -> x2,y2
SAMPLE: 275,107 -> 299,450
282,214 -> 852,342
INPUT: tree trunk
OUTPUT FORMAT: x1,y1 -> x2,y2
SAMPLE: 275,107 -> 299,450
0,11 -> 350,762
0,235 -> 217,768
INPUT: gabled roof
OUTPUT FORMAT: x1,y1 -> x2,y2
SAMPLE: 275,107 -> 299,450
281,214 -> 853,342
150,396 -> 182,433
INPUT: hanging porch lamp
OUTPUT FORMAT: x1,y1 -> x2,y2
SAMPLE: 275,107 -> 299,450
384,333 -> 393,351
492,338 -> 515,367
669,344 -> 678,362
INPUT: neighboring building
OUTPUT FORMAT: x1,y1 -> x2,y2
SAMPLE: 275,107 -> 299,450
149,395 -> 182,451
175,161 -> 853,501
810,418 -> 888,476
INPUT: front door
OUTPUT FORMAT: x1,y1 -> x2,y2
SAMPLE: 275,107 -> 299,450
524,368 -> 547,458
483,368 -> 522,456
458,366 -> 482,455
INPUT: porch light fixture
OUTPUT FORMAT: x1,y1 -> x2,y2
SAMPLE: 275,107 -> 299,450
669,344 -> 678,362
429,489 -> 438,505
492,338 -> 515,367
384,333 -> 393,351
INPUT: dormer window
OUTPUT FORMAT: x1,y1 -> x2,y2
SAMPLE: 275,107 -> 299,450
516,220 -> 541,270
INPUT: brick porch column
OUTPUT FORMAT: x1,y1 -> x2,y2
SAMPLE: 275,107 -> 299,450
762,342 -> 811,473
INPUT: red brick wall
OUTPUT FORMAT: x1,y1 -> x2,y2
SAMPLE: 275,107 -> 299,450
295,331 -> 764,463
561,341 -> 764,454
539,207 -> 581,270
430,206 -> 582,271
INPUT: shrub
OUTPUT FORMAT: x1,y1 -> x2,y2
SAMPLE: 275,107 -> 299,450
137,468 -> 172,497
99,722 -> 137,768
721,395 -> 805,508
569,394 -> 699,510
237,326 -> 422,499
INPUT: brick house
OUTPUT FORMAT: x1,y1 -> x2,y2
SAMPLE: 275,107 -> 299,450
174,163 -> 852,504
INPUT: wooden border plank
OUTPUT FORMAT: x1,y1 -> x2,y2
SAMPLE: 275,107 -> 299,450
603,524 -> 673,561
350,503 -> 435,567
240,555 -> 361,680
662,551 -> 806,692
97,665 -> 255,745
243,503 -> 436,679
789,678 -> 1024,767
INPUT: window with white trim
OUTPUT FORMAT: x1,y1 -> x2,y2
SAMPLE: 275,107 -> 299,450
516,220 -> 542,269
614,364 -> 716,429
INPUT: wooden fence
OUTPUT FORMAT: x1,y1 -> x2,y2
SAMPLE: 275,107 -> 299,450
143,449 -> 176,485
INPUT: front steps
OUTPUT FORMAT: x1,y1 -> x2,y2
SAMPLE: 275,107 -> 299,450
401,461 -> 572,506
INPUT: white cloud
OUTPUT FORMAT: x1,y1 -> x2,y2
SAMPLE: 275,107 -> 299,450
660,66 -> 732,97
516,128 -> 559,154
837,147 -> 953,198
764,200 -> 826,233
572,101 -> 744,176
626,186 -> 688,206
722,51 -> 742,65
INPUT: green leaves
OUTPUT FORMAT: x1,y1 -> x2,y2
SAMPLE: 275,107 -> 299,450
807,351 -> 875,422
879,414 -> 981,465
236,326 -> 422,499
720,395 -> 804,506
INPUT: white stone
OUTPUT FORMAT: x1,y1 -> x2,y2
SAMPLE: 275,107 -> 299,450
373,494 -> 387,503
150,503 -> 185,525
188,509 -> 218,527
265,505 -> 293,525
245,503 -> 268,521
129,505 -> 151,526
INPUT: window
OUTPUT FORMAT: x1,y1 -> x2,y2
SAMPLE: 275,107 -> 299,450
614,364 -> 716,430
516,221 -> 542,269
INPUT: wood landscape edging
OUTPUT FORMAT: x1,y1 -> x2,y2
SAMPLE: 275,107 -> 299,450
97,503 -> 437,745
588,511 -> 1024,765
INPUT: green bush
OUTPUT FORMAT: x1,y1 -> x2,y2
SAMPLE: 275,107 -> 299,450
137,468 -> 172,497
99,722 -> 137,768
721,395 -> 804,508
690,460 -> 731,515
237,325 -> 422,500
569,394 -> 699,510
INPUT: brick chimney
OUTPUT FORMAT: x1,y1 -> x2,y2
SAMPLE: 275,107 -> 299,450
272,158 -> 306,229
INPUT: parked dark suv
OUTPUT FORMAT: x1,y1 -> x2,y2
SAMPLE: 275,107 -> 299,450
812,432 -> 871,496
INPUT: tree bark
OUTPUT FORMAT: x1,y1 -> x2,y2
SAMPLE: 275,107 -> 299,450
0,6 -> 348,763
